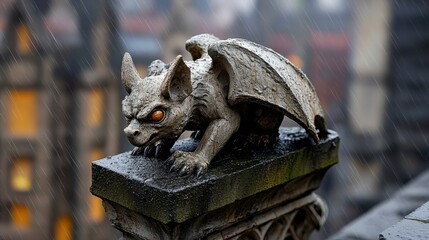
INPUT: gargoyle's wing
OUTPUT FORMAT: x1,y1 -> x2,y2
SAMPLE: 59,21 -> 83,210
208,39 -> 327,142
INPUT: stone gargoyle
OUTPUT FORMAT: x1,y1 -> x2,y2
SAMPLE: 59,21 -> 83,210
121,34 -> 327,176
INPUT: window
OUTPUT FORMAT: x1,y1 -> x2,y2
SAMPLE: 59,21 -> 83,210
10,157 -> 32,192
88,148 -> 105,222
86,89 -> 104,127
16,23 -> 31,54
54,215 -> 72,240
88,195 -> 104,222
7,89 -> 38,136
10,203 -> 30,228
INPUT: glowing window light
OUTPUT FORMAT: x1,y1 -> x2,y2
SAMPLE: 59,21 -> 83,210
7,90 -> 38,136
10,203 -> 31,228
86,89 -> 104,127
16,23 -> 31,54
10,158 -> 32,192
88,148 -> 104,222
88,195 -> 104,222
54,215 -> 72,240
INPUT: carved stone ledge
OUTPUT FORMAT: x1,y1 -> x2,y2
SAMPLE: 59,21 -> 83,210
211,194 -> 327,240
91,128 -> 339,239
105,193 -> 326,240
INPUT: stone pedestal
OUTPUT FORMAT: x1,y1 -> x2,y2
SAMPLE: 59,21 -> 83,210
91,128 -> 339,239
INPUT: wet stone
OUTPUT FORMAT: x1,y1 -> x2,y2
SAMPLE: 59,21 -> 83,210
405,201 -> 429,223
380,201 -> 429,240
90,127 -> 339,224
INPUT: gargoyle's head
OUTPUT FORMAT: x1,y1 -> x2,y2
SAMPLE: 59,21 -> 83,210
121,53 -> 192,147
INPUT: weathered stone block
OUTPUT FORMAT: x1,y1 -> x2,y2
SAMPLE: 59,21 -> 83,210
91,127 -> 339,239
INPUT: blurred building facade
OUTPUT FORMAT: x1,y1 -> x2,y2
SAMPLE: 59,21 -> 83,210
0,0 -> 122,239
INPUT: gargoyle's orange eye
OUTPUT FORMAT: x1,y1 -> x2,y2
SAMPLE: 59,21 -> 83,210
150,110 -> 164,122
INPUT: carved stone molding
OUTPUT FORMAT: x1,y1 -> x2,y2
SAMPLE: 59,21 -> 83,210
215,194 -> 327,240
103,193 -> 327,240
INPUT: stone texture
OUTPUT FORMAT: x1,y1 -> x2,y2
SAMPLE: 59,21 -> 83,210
379,219 -> 428,240
91,127 -> 339,225
380,201 -> 429,239
405,201 -> 429,223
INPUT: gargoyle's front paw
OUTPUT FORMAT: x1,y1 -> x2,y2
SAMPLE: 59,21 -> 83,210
168,151 -> 208,176
131,146 -> 154,156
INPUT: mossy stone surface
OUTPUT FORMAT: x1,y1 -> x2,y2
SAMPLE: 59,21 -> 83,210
91,127 -> 339,224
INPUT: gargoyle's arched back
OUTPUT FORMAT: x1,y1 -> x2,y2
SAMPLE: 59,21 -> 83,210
185,34 -> 327,143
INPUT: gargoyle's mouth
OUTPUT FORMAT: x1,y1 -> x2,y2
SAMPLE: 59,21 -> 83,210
132,134 -> 157,148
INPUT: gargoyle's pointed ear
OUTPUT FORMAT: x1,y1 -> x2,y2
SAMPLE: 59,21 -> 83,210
121,52 -> 139,93
161,55 -> 192,101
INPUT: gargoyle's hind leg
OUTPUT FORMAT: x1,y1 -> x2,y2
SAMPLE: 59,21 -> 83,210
236,106 -> 282,148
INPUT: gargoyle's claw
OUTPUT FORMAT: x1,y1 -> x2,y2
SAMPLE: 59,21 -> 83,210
167,151 -> 209,176
155,145 -> 162,158
179,166 -> 189,176
166,155 -> 174,165
131,146 -> 144,156
131,140 -> 173,158
143,146 -> 153,156
196,166 -> 206,178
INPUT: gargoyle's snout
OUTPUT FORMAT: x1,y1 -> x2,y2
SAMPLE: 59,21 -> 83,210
124,127 -> 141,138
124,119 -> 146,146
